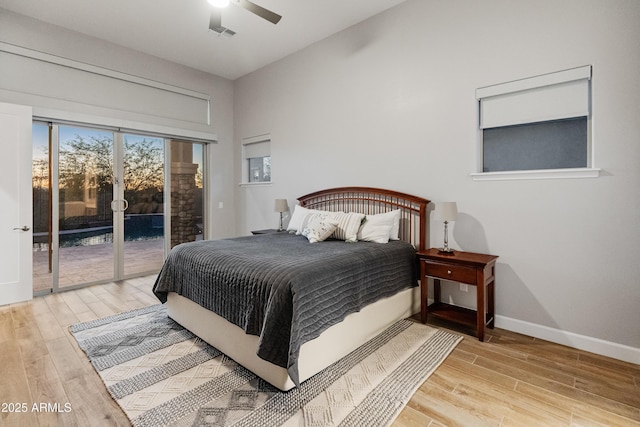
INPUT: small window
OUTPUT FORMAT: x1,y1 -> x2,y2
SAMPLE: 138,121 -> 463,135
483,117 -> 588,172
248,156 -> 271,182
476,66 -> 592,176
242,135 -> 271,184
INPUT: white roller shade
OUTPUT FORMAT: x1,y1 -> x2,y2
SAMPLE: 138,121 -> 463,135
477,66 -> 591,129
0,43 -> 210,129
243,140 -> 271,158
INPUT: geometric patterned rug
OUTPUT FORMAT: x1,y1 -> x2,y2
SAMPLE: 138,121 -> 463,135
70,304 -> 462,427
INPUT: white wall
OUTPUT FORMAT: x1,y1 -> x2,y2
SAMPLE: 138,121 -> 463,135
234,0 -> 640,361
0,9 -> 237,239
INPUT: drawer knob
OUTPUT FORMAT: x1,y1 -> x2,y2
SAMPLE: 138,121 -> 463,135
447,270 -> 452,275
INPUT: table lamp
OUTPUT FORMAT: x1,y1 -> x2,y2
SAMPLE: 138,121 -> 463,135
274,199 -> 289,231
433,202 -> 458,253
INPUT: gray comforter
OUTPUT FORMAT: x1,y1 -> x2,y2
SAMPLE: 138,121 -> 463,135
153,232 -> 417,385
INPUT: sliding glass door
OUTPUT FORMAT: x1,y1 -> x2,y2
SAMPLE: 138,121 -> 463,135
32,123 -> 188,293
32,123 -> 116,291
169,140 -> 205,248
31,123 -> 52,293
121,134 -> 165,277
58,126 -> 115,288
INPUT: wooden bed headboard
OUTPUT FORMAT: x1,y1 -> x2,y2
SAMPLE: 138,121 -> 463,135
297,187 -> 430,251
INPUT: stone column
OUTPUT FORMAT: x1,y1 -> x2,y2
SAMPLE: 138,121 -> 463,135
170,141 -> 199,248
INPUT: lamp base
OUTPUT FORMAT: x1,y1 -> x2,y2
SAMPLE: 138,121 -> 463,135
438,247 -> 456,254
277,212 -> 285,232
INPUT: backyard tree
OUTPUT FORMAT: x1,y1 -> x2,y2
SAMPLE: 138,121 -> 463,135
58,134 -> 113,201
58,134 -> 165,220
123,137 -> 164,213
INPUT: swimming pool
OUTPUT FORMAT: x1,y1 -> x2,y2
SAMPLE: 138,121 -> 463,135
33,214 -> 164,250
63,226 -> 163,247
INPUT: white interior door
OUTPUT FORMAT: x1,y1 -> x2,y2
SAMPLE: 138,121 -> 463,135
0,102 -> 33,305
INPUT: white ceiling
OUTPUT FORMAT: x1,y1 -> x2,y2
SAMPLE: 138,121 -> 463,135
0,0 -> 407,80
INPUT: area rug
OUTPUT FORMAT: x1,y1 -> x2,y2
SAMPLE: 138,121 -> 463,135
70,304 -> 462,427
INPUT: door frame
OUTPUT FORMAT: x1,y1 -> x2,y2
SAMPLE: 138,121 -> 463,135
113,132 -> 125,280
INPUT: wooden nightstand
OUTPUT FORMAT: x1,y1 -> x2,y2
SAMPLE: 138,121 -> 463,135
417,248 -> 498,341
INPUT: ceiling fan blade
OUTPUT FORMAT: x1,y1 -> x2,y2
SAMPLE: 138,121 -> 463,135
209,9 -> 224,32
237,0 -> 282,24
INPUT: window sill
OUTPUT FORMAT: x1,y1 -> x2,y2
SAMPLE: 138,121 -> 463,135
239,182 -> 272,188
471,168 -> 601,181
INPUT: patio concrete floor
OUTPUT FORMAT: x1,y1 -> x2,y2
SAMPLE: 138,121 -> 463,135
33,238 -> 165,292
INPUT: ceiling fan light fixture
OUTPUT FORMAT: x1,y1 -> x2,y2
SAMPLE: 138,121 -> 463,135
208,0 -> 230,8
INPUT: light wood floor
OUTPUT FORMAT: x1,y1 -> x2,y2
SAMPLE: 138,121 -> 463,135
1,276 -> 638,427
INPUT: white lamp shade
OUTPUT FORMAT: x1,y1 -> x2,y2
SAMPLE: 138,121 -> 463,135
274,199 -> 289,213
433,202 -> 458,222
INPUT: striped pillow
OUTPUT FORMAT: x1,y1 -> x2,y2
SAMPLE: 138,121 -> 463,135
329,212 -> 366,243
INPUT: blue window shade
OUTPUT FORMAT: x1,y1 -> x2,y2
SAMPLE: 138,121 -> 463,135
482,117 -> 587,172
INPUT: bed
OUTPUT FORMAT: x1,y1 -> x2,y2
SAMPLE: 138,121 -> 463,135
153,187 -> 430,391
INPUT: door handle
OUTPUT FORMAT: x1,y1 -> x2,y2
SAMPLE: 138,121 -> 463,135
110,200 -> 129,212
13,226 -> 30,231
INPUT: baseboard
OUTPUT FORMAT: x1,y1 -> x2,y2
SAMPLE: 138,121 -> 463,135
495,315 -> 640,365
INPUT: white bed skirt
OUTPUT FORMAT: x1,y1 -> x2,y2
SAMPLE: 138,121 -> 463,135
166,286 -> 420,391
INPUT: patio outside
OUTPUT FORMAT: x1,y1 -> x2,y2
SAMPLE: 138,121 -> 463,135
33,239 -> 165,293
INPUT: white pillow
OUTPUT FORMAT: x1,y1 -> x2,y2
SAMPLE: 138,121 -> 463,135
301,213 -> 339,243
287,205 -> 323,234
357,214 -> 394,243
330,212 -> 366,243
386,209 -> 402,240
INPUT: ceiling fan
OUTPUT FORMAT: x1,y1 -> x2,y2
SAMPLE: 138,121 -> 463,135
208,0 -> 282,35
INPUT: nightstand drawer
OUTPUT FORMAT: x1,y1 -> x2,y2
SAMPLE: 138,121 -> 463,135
424,261 -> 476,284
